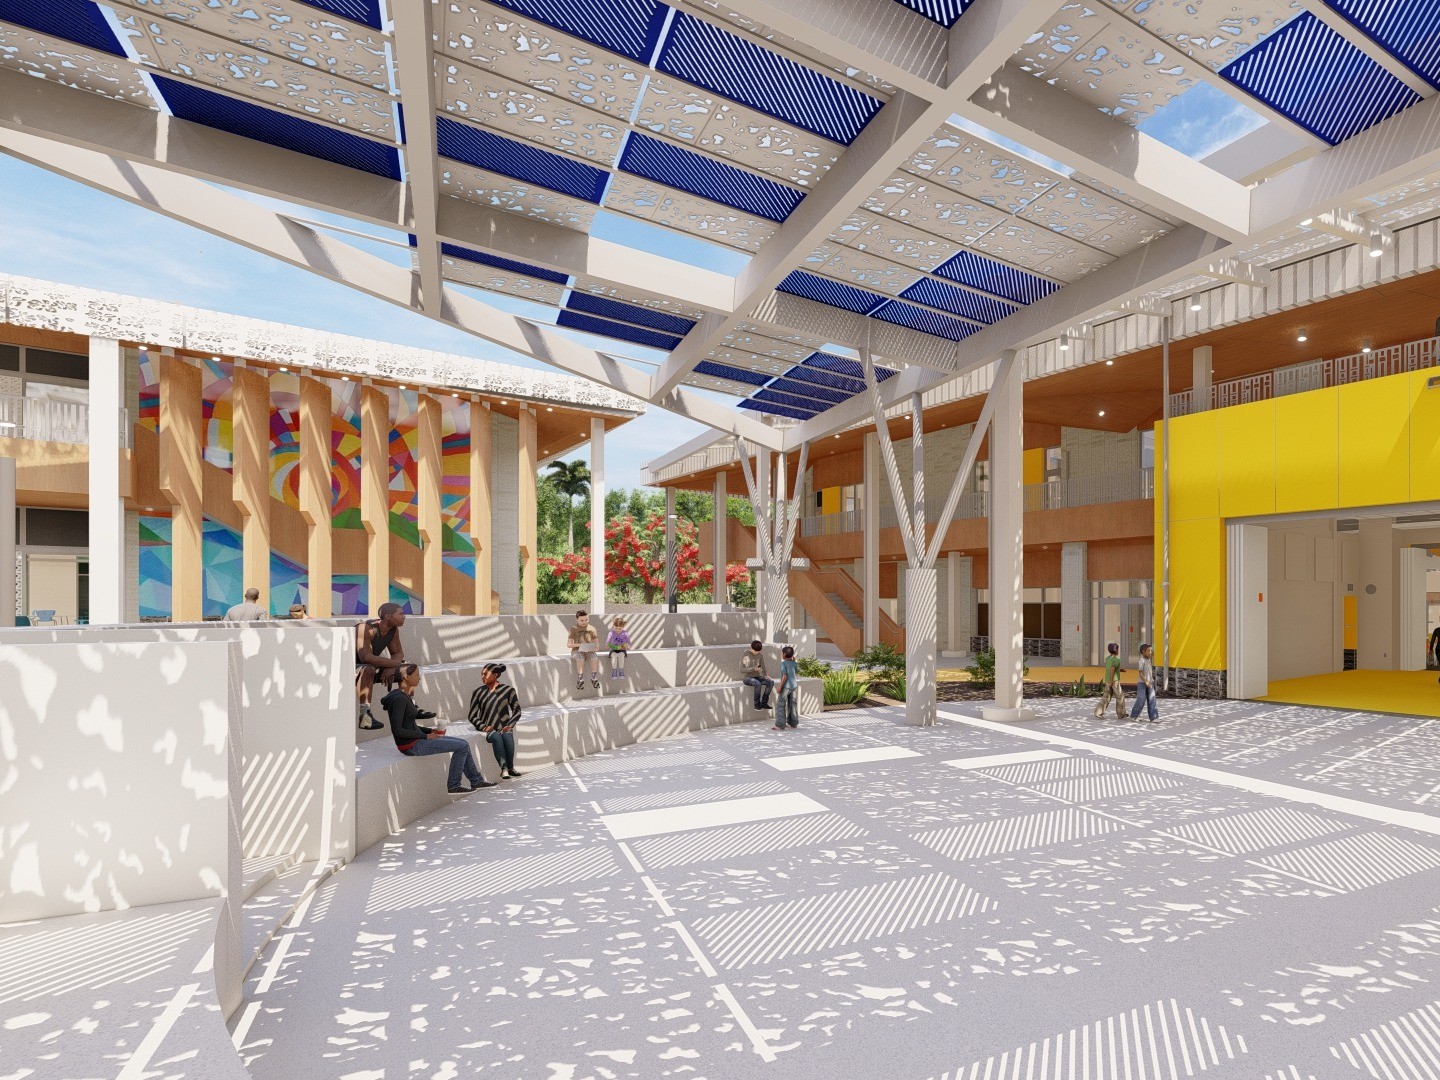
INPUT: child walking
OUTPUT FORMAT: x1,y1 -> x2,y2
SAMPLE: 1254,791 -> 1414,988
607,617 -> 631,682
568,609 -> 601,690
773,645 -> 800,731
1094,642 -> 1127,720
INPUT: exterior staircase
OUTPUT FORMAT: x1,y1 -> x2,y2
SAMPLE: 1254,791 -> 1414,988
825,592 -> 863,629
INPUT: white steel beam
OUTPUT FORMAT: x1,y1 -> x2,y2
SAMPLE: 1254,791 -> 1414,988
648,0 -> 1066,400
1202,258 -> 1270,288
0,129 -> 785,450
961,66 -> 1251,242
390,0 -> 444,313
1201,123 -> 1319,186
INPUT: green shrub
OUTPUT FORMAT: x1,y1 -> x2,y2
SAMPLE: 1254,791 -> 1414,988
822,664 -> 871,705
796,655 -> 831,678
875,674 -> 906,701
854,642 -> 905,677
1057,677 -> 1093,698
964,649 -> 1029,686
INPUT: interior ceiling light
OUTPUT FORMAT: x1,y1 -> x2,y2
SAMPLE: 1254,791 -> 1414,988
1297,331 -> 1308,343
1059,333 -> 1070,351
1362,340 -> 1373,353
1300,217 -> 1314,226
1105,359 -> 1114,366
1369,232 -> 1385,257
340,375 -> 350,382
1098,410 -> 1106,417
1189,295 -> 1201,312
279,366 -> 289,372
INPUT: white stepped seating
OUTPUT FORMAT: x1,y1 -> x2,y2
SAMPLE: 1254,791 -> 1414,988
355,677 -> 822,854
241,860 -> 342,984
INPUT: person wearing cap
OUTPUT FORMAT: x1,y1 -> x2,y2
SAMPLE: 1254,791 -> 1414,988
288,603 -> 309,620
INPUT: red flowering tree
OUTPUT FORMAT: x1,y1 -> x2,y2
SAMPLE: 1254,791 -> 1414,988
540,513 -> 750,604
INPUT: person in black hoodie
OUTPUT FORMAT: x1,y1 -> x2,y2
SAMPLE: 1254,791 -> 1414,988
382,664 -> 494,794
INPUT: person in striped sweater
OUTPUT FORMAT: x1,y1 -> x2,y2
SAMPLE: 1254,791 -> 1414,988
468,662 -> 524,780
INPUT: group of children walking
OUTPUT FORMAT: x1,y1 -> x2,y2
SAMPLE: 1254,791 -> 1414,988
566,609 -> 632,689
1093,641 -> 1160,722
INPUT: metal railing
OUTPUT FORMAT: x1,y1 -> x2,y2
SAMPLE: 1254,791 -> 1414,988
0,395 -> 131,448
1170,335 -> 1440,417
799,468 -> 1152,537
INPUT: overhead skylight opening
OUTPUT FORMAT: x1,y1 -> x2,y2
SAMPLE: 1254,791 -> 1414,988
946,115 -> 1073,178
590,210 -> 750,277
1138,82 -> 1267,161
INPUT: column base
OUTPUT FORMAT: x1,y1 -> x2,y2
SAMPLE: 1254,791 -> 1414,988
980,705 -> 1038,722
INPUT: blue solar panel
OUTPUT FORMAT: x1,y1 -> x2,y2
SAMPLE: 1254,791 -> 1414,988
565,293 -> 696,336
617,133 -> 805,223
767,377 -> 851,405
154,76 -> 402,179
900,277 -> 1018,325
931,250 -> 1058,306
802,352 -> 898,382
776,271 -> 886,315
437,116 -> 609,202
891,0 -> 972,27
1321,0 -> 1440,89
872,300 -> 977,342
1221,13 -> 1421,144
695,360 -> 773,387
0,0 -> 125,56
752,387 -> 832,413
739,400 -> 820,421
783,364 -> 867,395
486,0 -> 668,62
296,0 -> 383,30
556,310 -> 682,351
442,243 -> 570,286
655,13 -> 883,146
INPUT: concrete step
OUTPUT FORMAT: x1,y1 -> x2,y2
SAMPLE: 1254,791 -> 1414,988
825,593 -> 864,629
241,859 -> 342,982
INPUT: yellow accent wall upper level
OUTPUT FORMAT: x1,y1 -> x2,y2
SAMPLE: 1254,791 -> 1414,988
1023,447 -> 1045,487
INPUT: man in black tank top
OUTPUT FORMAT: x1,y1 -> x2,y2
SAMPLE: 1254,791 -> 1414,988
356,602 -> 407,730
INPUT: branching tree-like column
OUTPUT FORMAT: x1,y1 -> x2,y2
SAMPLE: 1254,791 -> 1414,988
734,436 -> 808,641
860,329 -> 1020,726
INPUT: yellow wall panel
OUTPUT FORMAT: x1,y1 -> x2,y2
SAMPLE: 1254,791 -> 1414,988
1343,593 -> 1357,650
1275,386 -> 1339,513
820,487 -> 840,515
1023,447 -> 1045,487
1165,518 -> 1226,670
1339,374 -> 1410,507
1167,411 -> 1220,522
1218,400 -> 1275,518
1409,369 -> 1440,502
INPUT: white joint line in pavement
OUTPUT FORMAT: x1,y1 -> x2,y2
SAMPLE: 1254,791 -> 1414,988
615,840 -> 645,873
590,799 -> 603,815
641,876 -> 676,917
564,761 -> 589,793
116,981 -> 200,1080
713,982 -> 778,1062
254,932 -> 295,996
668,921 -> 718,978
939,708 -> 1440,837
230,1000 -> 263,1050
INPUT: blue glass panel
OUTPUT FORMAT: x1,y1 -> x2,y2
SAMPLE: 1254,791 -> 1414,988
931,250 -> 1058,306
802,352 -> 896,381
739,400 -> 821,420
154,76 -> 402,179
775,271 -> 886,314
751,387 -> 830,413
1322,0 -> 1440,89
872,300 -> 977,341
1221,13 -> 1421,144
0,0 -> 124,56
296,0 -> 383,30
556,310 -> 681,351
565,292 -> 696,336
487,0 -> 668,62
899,277 -> 1017,324
616,133 -> 804,222
437,116 -> 609,202
656,13 -> 882,145
782,364 -> 866,395
767,378 -> 850,405
695,360 -> 773,387
441,243 -> 569,285
891,0 -> 972,28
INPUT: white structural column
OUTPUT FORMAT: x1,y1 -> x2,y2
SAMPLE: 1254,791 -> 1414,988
984,354 -> 1029,720
589,417 -> 606,615
1358,518 -> 1396,669
772,451 -> 790,637
88,337 -> 125,624
712,469 -> 727,606
1060,541 -> 1088,665
1192,345 -> 1213,412
0,455 -> 14,626
664,486 -> 677,613
754,449 -> 770,618
863,432 -> 880,647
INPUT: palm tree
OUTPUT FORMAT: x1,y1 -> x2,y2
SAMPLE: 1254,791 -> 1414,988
546,459 -> 591,553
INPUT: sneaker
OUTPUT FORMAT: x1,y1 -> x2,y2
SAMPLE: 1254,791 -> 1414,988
358,706 -> 383,731
473,780 -> 497,788
762,701 -> 773,710
619,669 -> 626,679
771,726 -> 784,732
507,770 -> 524,778
447,786 -> 473,795
576,678 -> 585,690
592,677 -> 601,689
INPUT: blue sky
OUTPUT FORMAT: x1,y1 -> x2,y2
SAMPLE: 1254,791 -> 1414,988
0,154 -> 716,491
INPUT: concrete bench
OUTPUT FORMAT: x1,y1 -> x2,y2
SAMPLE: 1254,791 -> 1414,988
354,677 -> 822,853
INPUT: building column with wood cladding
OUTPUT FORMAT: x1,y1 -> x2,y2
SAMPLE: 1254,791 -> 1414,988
231,362 -> 272,613
518,406 -> 538,615
589,416 -> 606,616
417,392 -> 445,616
158,353 -> 203,622
469,400 -> 493,615
298,374 -> 333,618
360,382 -> 390,617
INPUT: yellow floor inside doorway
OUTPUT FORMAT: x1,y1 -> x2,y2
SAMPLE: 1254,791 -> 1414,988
1259,669 -> 1440,718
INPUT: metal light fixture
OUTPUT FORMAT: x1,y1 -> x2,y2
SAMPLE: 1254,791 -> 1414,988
1297,331 -> 1308,343
1189,295 -> 1201,312
1362,340 -> 1373,354
1059,333 -> 1070,351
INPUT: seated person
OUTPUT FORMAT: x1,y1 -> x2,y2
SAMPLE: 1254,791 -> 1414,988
381,664 -> 494,795
740,639 -> 774,710
467,662 -> 523,780
356,602 -> 406,730
569,609 -> 602,691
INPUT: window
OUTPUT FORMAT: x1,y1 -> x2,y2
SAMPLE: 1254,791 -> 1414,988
1044,447 -> 1062,482
973,460 -> 989,494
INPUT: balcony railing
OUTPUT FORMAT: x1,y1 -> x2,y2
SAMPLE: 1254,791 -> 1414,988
799,468 -> 1153,537
0,395 -> 131,448
1170,336 -> 1440,417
